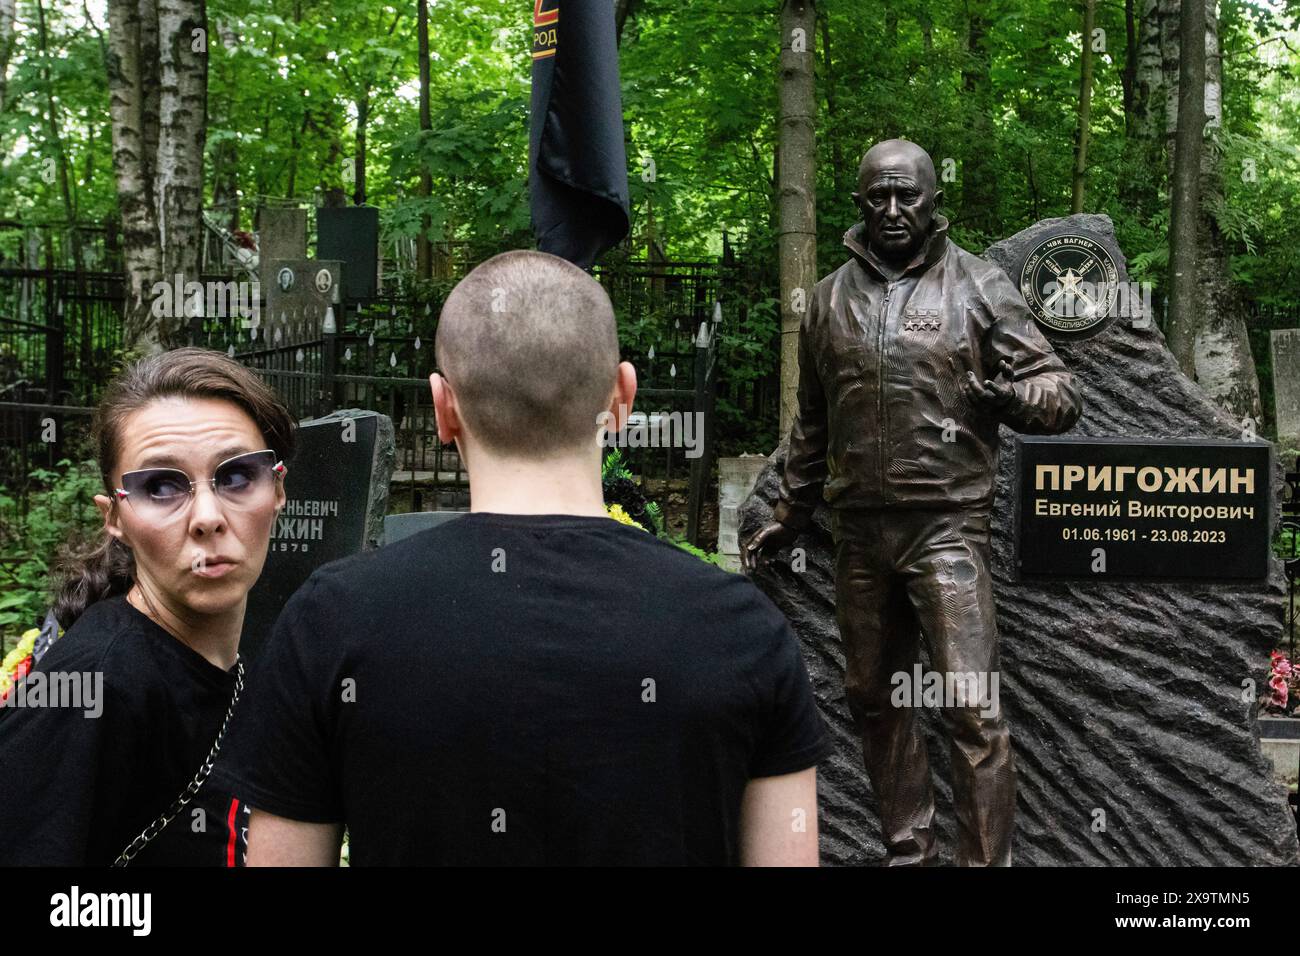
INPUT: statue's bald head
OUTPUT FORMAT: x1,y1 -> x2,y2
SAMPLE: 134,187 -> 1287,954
852,139 -> 942,265
856,139 -> 937,195
435,250 -> 619,459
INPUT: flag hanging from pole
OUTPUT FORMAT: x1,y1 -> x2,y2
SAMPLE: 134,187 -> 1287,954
529,0 -> 631,269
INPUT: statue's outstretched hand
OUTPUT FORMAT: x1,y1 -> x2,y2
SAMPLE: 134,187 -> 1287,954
962,358 -> 1017,415
741,520 -> 801,574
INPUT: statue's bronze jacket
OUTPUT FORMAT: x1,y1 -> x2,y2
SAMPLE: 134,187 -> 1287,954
775,215 -> 1083,529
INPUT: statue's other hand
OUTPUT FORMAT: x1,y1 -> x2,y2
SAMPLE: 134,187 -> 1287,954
962,360 -> 1016,414
741,520 -> 801,573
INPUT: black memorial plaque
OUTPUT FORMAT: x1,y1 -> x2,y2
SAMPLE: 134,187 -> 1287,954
241,410 -> 393,657
1014,436 -> 1272,581
317,206 -> 379,300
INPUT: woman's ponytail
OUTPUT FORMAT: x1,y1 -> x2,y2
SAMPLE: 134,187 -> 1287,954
51,535 -> 135,630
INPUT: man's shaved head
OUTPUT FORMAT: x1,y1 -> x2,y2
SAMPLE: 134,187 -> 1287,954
856,138 -> 937,195
435,250 -> 619,458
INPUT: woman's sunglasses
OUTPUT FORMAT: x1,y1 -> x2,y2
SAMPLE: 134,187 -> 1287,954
114,450 -> 286,521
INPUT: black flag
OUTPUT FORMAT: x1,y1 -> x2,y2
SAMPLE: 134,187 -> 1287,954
529,0 -> 630,269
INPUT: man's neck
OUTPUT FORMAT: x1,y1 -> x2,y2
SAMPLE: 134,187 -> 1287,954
466,448 -> 608,517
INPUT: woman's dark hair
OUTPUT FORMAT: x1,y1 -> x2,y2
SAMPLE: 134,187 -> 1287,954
52,347 -> 296,628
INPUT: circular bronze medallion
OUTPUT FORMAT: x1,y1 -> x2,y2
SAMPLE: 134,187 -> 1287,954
1019,233 -> 1120,339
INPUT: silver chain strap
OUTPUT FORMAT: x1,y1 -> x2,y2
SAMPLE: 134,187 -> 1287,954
112,658 -> 245,867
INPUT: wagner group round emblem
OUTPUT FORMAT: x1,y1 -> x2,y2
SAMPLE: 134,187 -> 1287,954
1018,233 -> 1121,339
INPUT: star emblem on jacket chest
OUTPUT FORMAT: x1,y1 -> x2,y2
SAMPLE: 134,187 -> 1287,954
901,309 -> 942,333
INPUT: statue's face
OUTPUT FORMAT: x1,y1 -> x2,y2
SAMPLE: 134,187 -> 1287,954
853,145 -> 940,265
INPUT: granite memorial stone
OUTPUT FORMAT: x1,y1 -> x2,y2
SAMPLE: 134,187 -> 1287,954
242,408 -> 395,657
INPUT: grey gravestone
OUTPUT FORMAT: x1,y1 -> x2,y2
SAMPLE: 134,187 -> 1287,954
242,409 -> 396,658
264,259 -> 342,343
255,206 -> 308,290
740,213 -> 1300,865
382,510 -> 466,545
1270,329 -> 1300,450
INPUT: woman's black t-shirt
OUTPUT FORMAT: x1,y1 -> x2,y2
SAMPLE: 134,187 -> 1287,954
0,596 -> 249,866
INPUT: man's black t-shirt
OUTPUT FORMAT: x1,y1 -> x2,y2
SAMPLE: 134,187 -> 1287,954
217,512 -> 829,865
0,596 -> 250,866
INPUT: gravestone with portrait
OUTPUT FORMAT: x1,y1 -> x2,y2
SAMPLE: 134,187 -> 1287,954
264,258 -> 342,342
241,408 -> 396,658
255,206 -> 308,290
741,211 -> 1299,865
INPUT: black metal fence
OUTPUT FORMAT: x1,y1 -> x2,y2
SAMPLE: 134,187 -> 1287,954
191,260 -> 728,539
0,222 -> 741,543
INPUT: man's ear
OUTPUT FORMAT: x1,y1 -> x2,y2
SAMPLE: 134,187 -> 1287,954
932,187 -> 944,210
602,362 -> 638,434
851,190 -> 864,218
429,372 -> 462,445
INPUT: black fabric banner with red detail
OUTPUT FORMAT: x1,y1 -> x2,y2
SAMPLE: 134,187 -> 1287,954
528,0 -> 630,269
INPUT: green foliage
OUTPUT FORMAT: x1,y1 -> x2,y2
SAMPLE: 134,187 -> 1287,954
1275,524 -> 1299,563
602,449 -> 726,566
668,536 -> 730,570
0,459 -> 104,649
714,295 -> 780,457
601,449 -> 664,536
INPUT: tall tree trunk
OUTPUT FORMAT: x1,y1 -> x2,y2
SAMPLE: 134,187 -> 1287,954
0,0 -> 15,114
962,3 -> 997,236
154,0 -> 208,343
416,0 -> 432,280
1121,0 -> 1162,217
353,90 -> 368,206
106,0 -> 208,353
778,0 -> 817,437
1164,0 -> 1262,424
107,0 -> 161,348
1121,0 -> 1137,132
1071,0 -> 1096,213
817,8 -> 844,201
1166,0 -> 1204,377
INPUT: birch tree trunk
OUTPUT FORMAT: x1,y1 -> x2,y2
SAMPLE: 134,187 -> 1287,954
107,0 -> 207,354
107,0 -> 162,349
154,0 -> 207,337
777,0 -> 817,437
1163,0 -> 1262,425
1120,0 -> 1163,218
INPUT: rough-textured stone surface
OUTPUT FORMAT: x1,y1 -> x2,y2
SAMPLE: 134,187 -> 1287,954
312,407 -> 396,549
740,214 -> 1300,866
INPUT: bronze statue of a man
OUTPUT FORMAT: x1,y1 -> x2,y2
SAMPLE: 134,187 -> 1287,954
743,139 -> 1082,866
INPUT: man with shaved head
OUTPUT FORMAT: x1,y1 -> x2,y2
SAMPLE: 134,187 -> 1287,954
745,139 -> 1082,866
220,249 -> 830,866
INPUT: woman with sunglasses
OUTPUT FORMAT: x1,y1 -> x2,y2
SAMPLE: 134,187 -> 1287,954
0,347 -> 294,865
